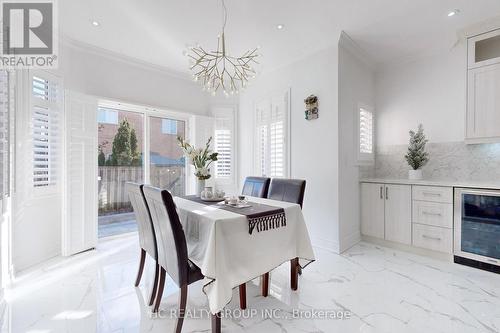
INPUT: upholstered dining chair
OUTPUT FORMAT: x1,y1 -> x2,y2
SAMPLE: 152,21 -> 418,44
238,176 -> 271,309
262,178 -> 306,296
241,176 -> 271,198
126,182 -> 159,307
142,185 -> 206,333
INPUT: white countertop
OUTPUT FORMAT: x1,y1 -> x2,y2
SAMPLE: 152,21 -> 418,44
360,178 -> 500,190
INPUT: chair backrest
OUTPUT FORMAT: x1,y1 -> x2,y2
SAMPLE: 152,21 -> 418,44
267,178 -> 306,208
126,182 -> 157,259
242,176 -> 271,198
142,185 -> 189,287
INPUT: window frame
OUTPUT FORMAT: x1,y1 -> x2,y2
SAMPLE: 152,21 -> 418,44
253,89 -> 291,178
356,102 -> 375,165
212,106 -> 237,187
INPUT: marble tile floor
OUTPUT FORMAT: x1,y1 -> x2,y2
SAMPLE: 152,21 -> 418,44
1,233 -> 500,333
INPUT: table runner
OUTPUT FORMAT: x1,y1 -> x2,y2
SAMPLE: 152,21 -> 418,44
182,195 -> 286,234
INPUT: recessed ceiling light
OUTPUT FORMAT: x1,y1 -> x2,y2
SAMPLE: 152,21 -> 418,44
276,24 -> 284,30
447,9 -> 460,17
91,20 -> 100,27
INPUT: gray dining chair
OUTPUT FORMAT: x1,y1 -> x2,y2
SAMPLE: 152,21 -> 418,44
238,176 -> 271,309
126,182 -> 159,307
142,185 -> 210,333
262,178 -> 306,296
241,176 -> 271,198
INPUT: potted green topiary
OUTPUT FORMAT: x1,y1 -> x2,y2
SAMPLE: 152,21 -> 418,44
404,124 -> 429,180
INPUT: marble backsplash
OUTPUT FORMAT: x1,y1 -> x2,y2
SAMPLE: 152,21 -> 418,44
365,142 -> 500,182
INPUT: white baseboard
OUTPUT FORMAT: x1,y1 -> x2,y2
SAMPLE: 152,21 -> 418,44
361,235 -> 453,262
339,231 -> 361,253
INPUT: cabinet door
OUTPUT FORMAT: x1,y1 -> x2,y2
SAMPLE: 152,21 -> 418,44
361,183 -> 385,239
467,64 -> 500,141
384,184 -> 412,245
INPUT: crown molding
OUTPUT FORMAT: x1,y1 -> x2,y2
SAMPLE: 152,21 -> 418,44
61,35 -> 192,82
339,31 -> 376,71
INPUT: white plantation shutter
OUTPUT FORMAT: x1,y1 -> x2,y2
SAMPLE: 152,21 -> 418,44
358,105 -> 374,163
31,73 -> 62,188
255,91 -> 289,177
63,92 -> 98,256
0,71 -> 10,197
214,118 -> 232,178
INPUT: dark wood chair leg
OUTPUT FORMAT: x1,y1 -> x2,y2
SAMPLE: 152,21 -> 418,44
211,312 -> 221,333
261,273 -> 269,297
148,262 -> 160,306
175,285 -> 188,333
135,249 -> 146,287
239,283 -> 247,309
291,258 -> 299,291
153,267 -> 166,313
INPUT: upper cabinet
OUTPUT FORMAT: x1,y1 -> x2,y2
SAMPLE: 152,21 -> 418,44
466,29 -> 500,144
468,29 -> 500,69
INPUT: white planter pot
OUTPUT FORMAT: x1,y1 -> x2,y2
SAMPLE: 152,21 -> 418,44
196,179 -> 206,197
408,169 -> 423,180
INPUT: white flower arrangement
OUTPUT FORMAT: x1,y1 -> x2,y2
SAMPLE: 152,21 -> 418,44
178,136 -> 218,180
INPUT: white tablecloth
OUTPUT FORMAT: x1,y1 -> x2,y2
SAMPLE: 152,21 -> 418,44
174,196 -> 315,314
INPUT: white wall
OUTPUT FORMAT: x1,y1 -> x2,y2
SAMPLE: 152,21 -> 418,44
60,43 -> 211,116
375,41 -> 466,146
338,36 -> 375,252
238,45 -> 340,252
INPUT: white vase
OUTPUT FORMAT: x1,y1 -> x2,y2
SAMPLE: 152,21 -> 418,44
408,169 -> 423,180
196,179 -> 205,197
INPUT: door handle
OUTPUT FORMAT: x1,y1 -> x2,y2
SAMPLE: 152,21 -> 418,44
385,187 -> 389,200
380,186 -> 383,199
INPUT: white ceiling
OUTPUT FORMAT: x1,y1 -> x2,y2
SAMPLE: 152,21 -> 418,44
61,0 -> 500,75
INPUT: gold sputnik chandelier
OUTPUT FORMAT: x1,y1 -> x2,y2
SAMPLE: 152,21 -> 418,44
186,0 -> 260,96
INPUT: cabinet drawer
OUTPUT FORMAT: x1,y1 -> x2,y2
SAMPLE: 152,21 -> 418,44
412,201 -> 453,228
412,186 -> 453,203
412,224 -> 453,254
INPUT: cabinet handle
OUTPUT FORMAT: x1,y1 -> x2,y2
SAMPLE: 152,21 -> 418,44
385,187 -> 389,200
380,186 -> 383,199
422,235 -> 441,241
422,211 -> 442,216
423,192 -> 441,197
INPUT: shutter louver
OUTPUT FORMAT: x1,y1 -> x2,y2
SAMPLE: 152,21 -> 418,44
32,75 -> 61,188
0,71 -> 9,197
254,93 -> 287,177
214,126 -> 232,178
359,107 -> 373,154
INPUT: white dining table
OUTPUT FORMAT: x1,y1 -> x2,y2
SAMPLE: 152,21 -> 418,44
174,196 -> 316,314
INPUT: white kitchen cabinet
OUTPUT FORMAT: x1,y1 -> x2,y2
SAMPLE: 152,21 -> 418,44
466,63 -> 500,142
361,183 -> 411,245
384,185 -> 412,245
466,29 -> 500,144
361,183 -> 385,239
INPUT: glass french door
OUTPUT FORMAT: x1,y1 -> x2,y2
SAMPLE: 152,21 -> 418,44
148,116 -> 186,196
97,106 -> 187,238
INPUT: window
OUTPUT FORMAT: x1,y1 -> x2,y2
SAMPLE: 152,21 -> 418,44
358,104 -> 374,163
255,92 -> 289,177
0,71 -> 11,197
214,117 -> 233,179
32,73 -> 61,188
161,118 -> 177,135
97,108 -> 118,124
